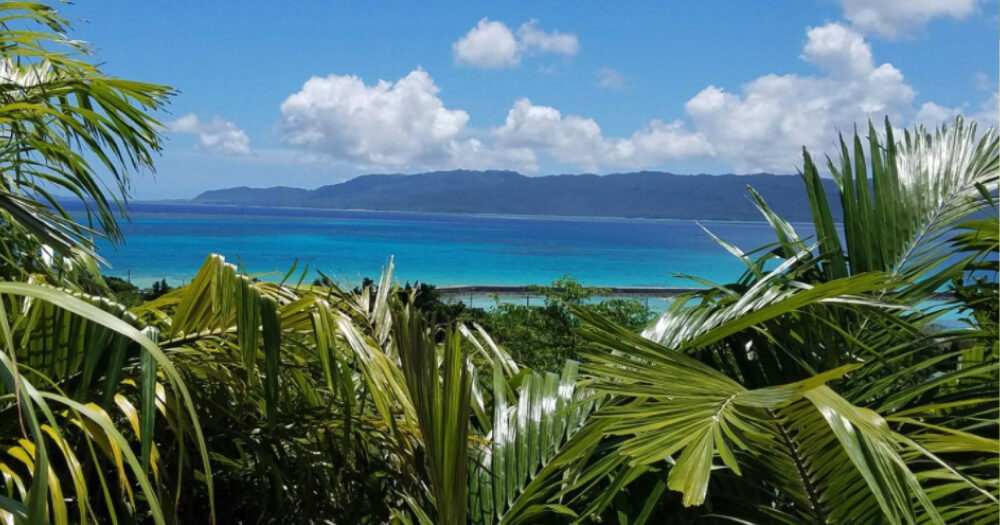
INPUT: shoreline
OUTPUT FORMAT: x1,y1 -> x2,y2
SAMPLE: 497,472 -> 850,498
112,274 -> 956,303
437,285 -> 956,301
437,285 -> 705,298
128,199 -> 827,226
111,273 -> 713,293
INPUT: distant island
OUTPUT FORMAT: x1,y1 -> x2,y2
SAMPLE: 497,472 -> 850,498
192,170 -> 841,222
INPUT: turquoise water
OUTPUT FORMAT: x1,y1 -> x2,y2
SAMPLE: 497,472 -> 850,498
76,202 -> 969,327
87,202 -> 801,289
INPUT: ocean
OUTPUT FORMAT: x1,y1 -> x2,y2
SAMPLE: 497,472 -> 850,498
88,202 -> 802,290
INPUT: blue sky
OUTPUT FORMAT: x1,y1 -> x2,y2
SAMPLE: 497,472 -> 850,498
64,1 -> 999,198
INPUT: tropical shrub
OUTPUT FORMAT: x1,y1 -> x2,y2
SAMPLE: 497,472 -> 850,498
474,276 -> 654,371
0,2 -> 995,524
573,117 -> 999,524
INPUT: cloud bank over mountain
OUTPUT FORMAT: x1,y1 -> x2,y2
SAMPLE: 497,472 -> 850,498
170,12 -> 996,178
264,22 -> 994,174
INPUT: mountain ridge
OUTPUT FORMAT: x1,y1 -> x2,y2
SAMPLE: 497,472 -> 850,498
192,170 -> 841,221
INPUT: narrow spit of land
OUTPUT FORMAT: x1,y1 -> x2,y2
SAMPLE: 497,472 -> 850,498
437,286 -> 956,300
437,285 -> 700,298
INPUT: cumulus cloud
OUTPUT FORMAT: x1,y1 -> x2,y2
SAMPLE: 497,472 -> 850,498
451,19 -> 520,69
970,76 -> 1000,128
495,98 -> 712,171
684,23 -> 915,172
801,23 -> 874,77
914,101 -> 960,128
169,114 -> 251,156
275,67 -> 711,173
974,91 -> 1000,126
276,23 -> 994,175
595,68 -> 626,90
915,90 -> 1000,129
278,69 -> 533,170
516,20 -> 579,56
279,69 -> 468,166
835,0 -> 982,38
452,18 -> 578,69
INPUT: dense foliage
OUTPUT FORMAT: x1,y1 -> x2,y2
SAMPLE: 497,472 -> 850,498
349,276 -> 655,372
102,277 -> 174,305
0,4 -> 996,525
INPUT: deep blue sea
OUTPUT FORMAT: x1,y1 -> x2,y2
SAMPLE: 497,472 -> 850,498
88,202 -> 803,289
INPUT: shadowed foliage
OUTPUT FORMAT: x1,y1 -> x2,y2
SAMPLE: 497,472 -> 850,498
0,2 -> 995,524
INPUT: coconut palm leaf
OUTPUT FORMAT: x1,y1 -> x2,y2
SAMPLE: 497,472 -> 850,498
619,116 -> 997,523
468,359 -> 596,525
393,305 -> 472,525
0,2 -> 173,281
804,116 -> 998,292
576,303 -> 961,523
0,281 -> 214,524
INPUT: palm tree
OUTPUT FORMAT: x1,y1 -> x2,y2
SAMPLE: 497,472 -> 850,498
1,116 -> 994,523
0,2 -> 994,523
0,4 -> 198,524
565,117 -> 998,524
0,2 -> 172,285
115,255 -> 598,524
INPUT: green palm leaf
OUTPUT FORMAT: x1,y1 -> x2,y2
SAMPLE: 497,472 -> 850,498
468,359 -> 595,524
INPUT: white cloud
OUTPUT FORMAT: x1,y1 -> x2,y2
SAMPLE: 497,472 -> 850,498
278,69 -> 534,170
914,101 -> 960,128
801,23 -> 873,78
622,120 -> 716,165
452,18 -> 578,69
913,86 -> 998,130
969,75 -> 999,128
516,20 -> 579,56
169,114 -> 251,156
973,91 -> 1000,126
595,67 -> 626,90
495,98 -> 712,171
276,23 -> 995,176
446,138 -> 538,172
275,67 -> 711,173
452,18 -> 520,69
683,23 -> 915,172
835,0 -> 982,38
